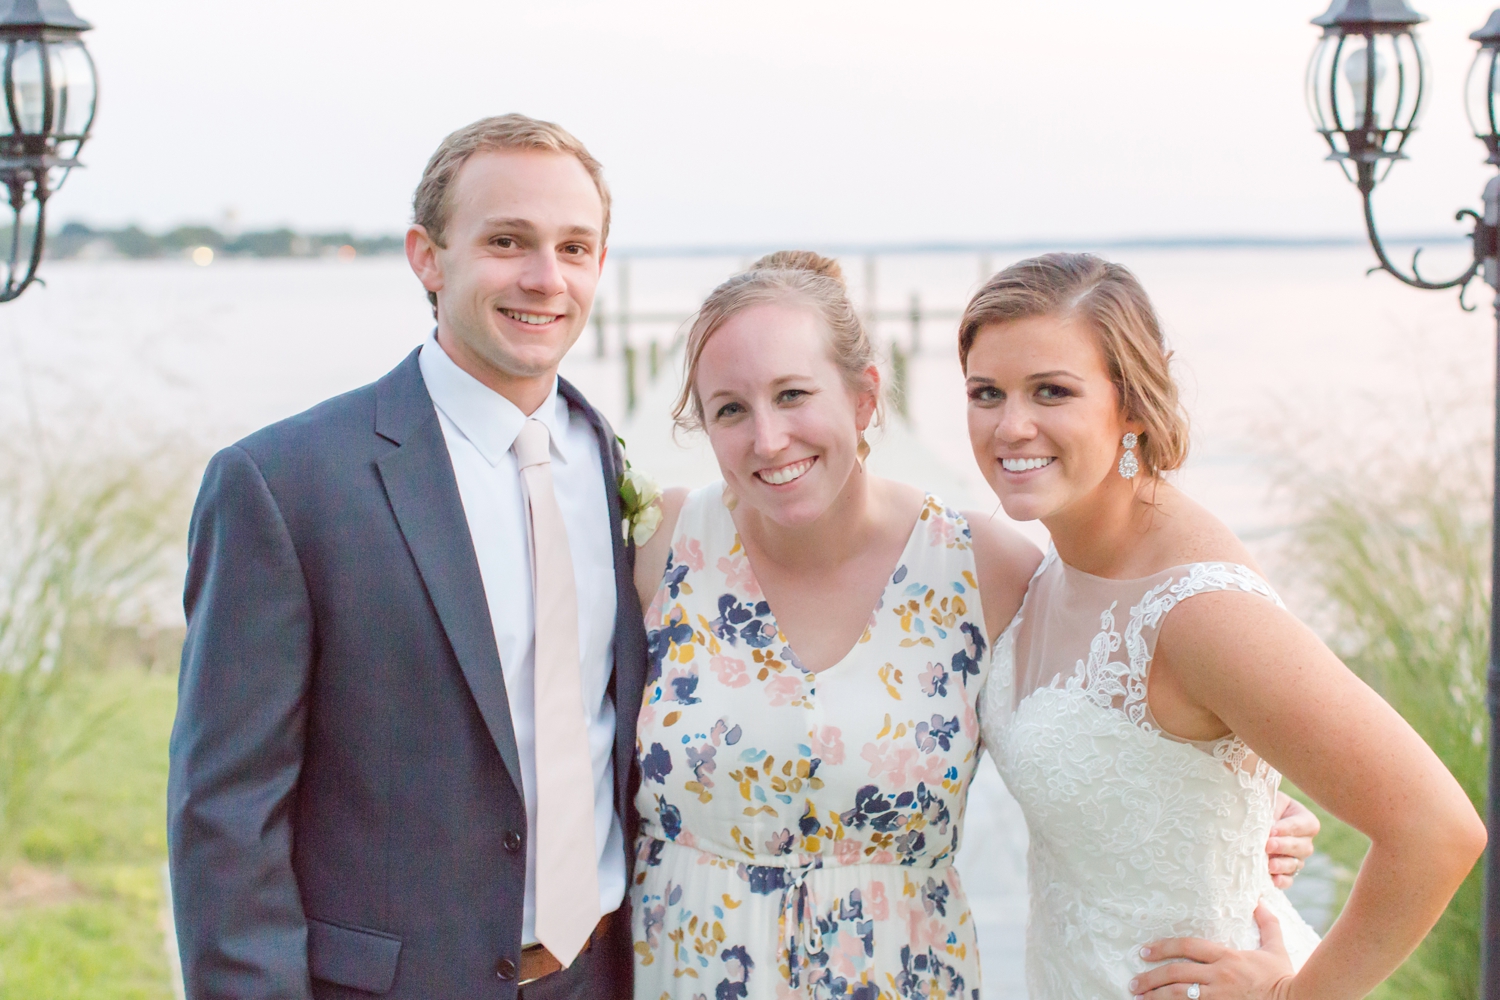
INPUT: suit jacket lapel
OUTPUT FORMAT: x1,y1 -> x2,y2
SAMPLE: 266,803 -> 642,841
374,350 -> 524,797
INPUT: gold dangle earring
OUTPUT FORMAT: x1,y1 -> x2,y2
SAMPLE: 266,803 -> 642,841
722,485 -> 739,510
857,434 -> 871,472
1118,433 -> 1139,480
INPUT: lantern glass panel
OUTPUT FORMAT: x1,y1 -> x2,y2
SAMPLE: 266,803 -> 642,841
10,39 -> 46,135
48,40 -> 93,139
0,43 -> 12,138
1307,32 -> 1344,133
1467,45 -> 1500,140
1308,28 -> 1424,160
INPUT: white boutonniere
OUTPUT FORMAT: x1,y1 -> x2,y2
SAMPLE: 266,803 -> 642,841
616,437 -> 663,546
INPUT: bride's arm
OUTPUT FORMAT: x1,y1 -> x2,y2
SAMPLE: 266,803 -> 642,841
1129,592 -> 1485,1000
633,487 -> 689,612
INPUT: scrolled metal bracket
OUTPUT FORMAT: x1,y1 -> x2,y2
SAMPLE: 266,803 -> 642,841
1359,185 -> 1489,311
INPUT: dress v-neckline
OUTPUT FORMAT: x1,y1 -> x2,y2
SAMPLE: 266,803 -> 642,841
727,491 -> 934,678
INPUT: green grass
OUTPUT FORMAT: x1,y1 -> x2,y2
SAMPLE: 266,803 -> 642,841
0,664 -> 178,1000
1280,426 -> 1488,1000
0,441 -> 186,849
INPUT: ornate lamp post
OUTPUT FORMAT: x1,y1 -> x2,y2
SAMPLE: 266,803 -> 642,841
0,0 -> 95,302
1307,1 -> 1500,993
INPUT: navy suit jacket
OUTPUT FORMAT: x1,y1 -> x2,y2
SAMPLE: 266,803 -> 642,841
167,349 -> 647,999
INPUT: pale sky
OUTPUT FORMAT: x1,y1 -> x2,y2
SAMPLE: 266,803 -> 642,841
61,0 -> 1500,246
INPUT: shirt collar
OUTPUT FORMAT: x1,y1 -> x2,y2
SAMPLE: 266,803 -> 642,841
418,332 -> 570,468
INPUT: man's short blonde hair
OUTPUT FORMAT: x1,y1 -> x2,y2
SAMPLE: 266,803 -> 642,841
412,115 -> 611,306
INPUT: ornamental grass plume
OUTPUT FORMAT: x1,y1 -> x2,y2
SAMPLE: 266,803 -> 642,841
1279,411 -> 1488,1000
0,435 -> 185,853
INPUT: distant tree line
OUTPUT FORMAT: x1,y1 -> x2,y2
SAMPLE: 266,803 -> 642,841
45,222 -> 404,260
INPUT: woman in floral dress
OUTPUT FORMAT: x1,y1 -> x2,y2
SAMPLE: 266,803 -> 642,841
627,251 -> 1036,1000
637,483 -> 993,1000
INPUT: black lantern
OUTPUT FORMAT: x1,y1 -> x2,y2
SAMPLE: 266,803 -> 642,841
1306,0 -> 1427,191
1306,0 -> 1494,296
1467,10 -> 1500,166
0,0 -> 94,302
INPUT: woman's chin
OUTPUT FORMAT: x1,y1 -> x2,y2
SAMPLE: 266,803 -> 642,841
759,500 -> 827,529
994,490 -> 1055,523
747,483 -> 834,527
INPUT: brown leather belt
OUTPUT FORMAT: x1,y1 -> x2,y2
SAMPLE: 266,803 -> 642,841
519,908 -> 620,986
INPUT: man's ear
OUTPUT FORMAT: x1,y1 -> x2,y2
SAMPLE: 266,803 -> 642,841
406,225 -> 443,296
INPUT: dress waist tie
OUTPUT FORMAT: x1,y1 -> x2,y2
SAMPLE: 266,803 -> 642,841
776,857 -> 824,988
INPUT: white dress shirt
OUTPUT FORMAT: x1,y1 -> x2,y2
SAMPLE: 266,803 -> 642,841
419,335 -> 625,945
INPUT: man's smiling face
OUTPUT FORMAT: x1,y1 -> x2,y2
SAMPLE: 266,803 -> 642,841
414,148 -> 605,403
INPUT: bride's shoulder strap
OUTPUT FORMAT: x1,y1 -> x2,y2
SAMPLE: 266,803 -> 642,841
1160,562 -> 1283,614
1127,562 -> 1276,663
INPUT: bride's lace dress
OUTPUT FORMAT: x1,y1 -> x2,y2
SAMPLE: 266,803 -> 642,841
979,548 -> 1320,999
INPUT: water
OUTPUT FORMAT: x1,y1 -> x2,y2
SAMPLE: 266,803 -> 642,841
7,246 -> 1488,523
4,249 -> 1487,997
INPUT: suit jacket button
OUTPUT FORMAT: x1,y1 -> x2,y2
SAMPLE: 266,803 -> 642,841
504,831 -> 523,853
496,958 -> 517,980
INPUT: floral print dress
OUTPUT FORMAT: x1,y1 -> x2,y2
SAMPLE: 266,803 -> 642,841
631,483 -> 990,1000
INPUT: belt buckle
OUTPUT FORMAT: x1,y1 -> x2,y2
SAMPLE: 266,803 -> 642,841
518,911 -> 610,986
519,943 -> 550,987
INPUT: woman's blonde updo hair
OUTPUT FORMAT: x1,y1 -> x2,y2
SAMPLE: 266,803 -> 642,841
671,250 -> 882,432
958,252 -> 1188,478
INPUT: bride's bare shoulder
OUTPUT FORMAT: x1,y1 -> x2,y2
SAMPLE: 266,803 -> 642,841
1146,485 -> 1263,575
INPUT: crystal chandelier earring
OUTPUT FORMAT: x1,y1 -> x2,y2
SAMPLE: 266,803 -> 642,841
1118,433 -> 1139,480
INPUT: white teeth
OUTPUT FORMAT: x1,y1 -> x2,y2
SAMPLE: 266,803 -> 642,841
1001,457 -> 1054,473
500,309 -> 557,325
758,458 -> 814,485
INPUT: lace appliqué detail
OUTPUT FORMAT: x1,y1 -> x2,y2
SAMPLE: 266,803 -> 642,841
980,558 -> 1320,1000
1062,562 -> 1284,765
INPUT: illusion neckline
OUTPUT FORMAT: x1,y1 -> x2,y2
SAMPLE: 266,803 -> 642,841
1053,546 -> 1263,588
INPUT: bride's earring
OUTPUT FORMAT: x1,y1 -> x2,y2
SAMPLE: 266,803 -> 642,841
857,434 -> 871,471
722,485 -> 739,511
1118,432 -> 1140,480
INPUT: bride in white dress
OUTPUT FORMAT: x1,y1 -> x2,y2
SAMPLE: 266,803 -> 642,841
963,253 -> 1486,1000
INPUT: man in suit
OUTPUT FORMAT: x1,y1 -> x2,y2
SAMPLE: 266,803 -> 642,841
167,114 -> 645,1000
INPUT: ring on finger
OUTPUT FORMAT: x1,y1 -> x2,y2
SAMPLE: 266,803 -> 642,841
1187,984 -> 1202,1000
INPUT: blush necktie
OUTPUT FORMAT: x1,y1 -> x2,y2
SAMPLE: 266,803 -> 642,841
513,417 -> 600,968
